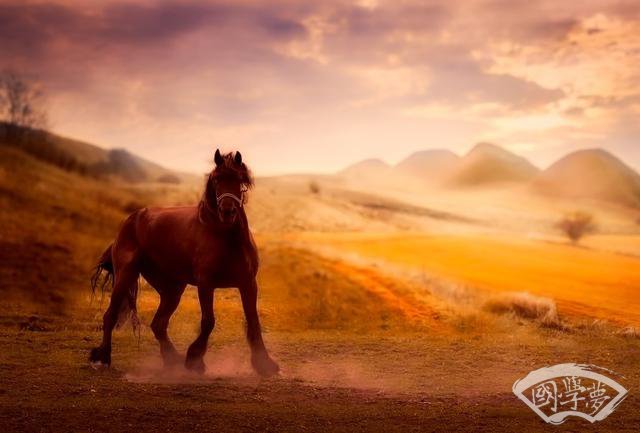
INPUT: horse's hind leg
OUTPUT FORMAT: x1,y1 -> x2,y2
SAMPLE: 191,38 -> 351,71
150,283 -> 186,367
89,258 -> 139,366
185,287 -> 215,373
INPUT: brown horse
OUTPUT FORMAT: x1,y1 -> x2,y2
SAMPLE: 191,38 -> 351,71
89,149 -> 279,377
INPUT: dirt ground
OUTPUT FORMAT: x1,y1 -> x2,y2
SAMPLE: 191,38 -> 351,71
1,305 -> 639,433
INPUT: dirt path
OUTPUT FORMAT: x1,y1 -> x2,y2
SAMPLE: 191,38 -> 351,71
1,307 -> 639,433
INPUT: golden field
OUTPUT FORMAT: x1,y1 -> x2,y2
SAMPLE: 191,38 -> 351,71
1,141 -> 640,432
287,232 -> 640,327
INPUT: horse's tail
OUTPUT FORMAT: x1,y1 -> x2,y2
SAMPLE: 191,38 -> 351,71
90,243 -> 114,297
117,272 -> 140,332
90,242 -> 140,332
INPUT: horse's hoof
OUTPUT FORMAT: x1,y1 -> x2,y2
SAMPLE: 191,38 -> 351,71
162,352 -> 183,369
185,357 -> 206,374
90,361 -> 109,370
252,354 -> 280,378
89,346 -> 111,367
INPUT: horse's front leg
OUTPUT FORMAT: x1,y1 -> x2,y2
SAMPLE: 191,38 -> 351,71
185,287 -> 215,373
239,278 -> 279,377
150,284 -> 186,367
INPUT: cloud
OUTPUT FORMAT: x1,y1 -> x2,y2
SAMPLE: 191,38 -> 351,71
0,1 -> 307,47
0,0 -> 638,174
422,62 -> 564,110
99,3 -> 224,43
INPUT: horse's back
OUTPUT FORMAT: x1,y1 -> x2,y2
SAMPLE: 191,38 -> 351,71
141,205 -> 197,229
114,205 -> 257,288
131,206 -> 200,283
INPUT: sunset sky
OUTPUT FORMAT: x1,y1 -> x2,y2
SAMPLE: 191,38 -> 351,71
1,0 -> 639,175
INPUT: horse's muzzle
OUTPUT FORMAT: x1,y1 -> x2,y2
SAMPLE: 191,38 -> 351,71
218,206 -> 238,224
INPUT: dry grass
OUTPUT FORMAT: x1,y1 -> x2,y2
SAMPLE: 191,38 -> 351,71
483,292 -> 559,324
293,232 -> 640,327
448,309 -> 498,334
618,326 -> 640,339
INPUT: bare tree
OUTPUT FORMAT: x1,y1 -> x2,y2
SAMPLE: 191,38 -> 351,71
557,211 -> 596,244
0,70 -> 47,133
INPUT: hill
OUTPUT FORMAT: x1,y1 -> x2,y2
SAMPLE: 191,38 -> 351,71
393,149 -> 459,183
446,142 -> 539,187
339,158 -> 391,179
0,141 -> 201,309
533,148 -> 640,208
0,123 -> 195,183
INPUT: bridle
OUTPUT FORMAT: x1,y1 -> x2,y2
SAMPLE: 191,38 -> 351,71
198,176 -> 249,225
216,192 -> 244,207
215,186 -> 247,208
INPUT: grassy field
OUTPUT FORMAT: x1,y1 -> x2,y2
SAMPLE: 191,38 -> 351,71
2,241 -> 639,433
289,232 -> 640,327
2,144 -> 640,432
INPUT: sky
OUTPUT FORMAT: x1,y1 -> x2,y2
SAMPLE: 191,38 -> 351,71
1,0 -> 639,175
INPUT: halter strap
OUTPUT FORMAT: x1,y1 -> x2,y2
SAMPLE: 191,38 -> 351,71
216,192 -> 244,207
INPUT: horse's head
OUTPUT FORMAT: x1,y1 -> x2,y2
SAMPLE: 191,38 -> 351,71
205,149 -> 253,225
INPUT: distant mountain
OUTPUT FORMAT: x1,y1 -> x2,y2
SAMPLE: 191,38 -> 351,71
336,145 -> 640,208
393,149 -> 459,183
446,142 -> 539,187
339,158 -> 391,179
533,149 -> 640,207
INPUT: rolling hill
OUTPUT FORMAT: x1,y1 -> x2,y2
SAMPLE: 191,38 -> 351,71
0,138 -> 201,308
393,149 -> 459,183
533,148 -> 640,208
0,123 -> 195,183
340,143 -> 540,188
446,142 -> 539,187
339,158 -> 391,179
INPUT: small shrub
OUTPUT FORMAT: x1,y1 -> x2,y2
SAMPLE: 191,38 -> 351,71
556,211 -> 596,244
309,180 -> 320,194
483,292 -> 560,327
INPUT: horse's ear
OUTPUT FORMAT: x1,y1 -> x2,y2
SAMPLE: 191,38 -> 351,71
214,149 -> 223,166
234,151 -> 242,165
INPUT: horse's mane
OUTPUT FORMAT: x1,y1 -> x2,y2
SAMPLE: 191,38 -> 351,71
212,152 -> 254,189
199,152 -> 253,222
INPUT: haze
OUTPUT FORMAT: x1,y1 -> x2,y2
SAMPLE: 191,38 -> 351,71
1,0 -> 639,175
